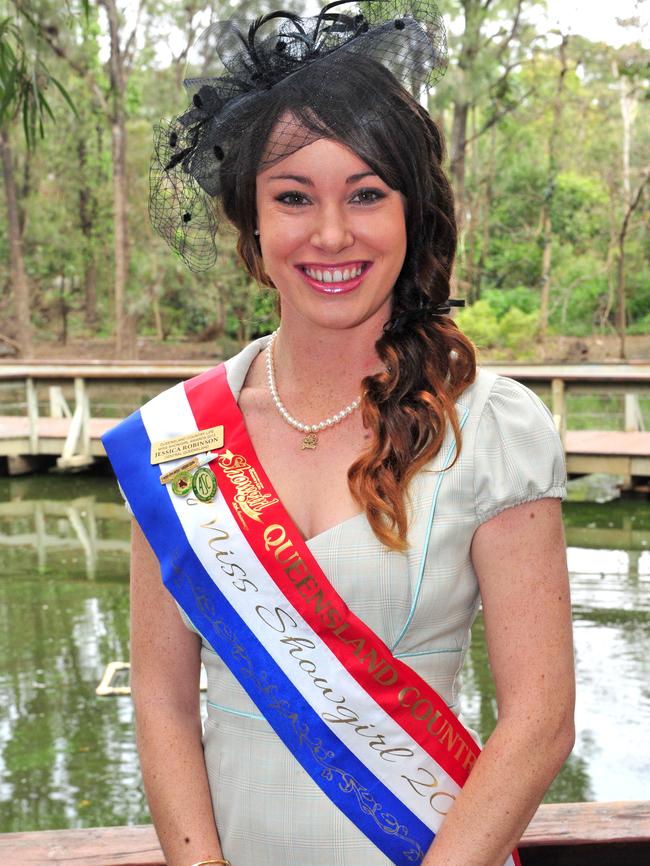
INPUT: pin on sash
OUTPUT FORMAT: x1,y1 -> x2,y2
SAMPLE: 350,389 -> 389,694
160,450 -> 219,501
150,426 -> 224,465
153,428 -> 223,503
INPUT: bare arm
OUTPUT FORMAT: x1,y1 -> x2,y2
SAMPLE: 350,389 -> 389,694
130,519 -> 224,866
422,498 -> 575,866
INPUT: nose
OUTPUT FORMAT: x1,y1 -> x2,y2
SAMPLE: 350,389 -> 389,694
309,203 -> 354,252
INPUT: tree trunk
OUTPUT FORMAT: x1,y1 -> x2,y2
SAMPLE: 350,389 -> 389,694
616,236 -> 627,360
612,60 -> 640,358
83,257 -> 98,329
538,204 -> 553,340
615,171 -> 650,359
464,106 -> 478,301
450,100 -> 469,235
0,124 -> 33,357
475,124 -> 497,299
103,0 -> 133,358
538,35 -> 569,345
601,202 -> 619,331
78,140 -> 99,328
111,116 -> 132,355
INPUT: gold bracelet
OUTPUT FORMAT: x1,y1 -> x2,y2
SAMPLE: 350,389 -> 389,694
190,860 -> 231,866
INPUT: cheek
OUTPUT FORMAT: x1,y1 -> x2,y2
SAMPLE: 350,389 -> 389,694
373,212 -> 407,262
260,215 -> 308,263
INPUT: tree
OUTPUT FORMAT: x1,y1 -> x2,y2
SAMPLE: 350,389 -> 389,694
0,9 -> 77,356
99,0 -> 134,356
538,33 -> 569,346
441,0 -> 538,235
610,38 -> 650,357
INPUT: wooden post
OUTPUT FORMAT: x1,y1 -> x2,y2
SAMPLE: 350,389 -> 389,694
624,393 -> 644,432
25,377 -> 39,453
77,377 -> 91,460
57,377 -> 94,469
49,385 -> 71,419
551,378 -> 566,449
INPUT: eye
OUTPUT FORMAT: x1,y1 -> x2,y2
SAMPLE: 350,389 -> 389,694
351,188 -> 387,205
275,191 -> 310,207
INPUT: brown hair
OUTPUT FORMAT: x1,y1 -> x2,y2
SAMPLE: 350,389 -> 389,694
220,55 -> 476,550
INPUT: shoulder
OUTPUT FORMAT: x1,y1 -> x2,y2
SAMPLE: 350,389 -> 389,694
457,368 -> 553,422
223,335 -> 272,400
464,369 -> 567,525
139,335 -> 270,411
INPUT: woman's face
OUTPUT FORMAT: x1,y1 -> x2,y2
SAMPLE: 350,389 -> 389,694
255,134 -> 407,334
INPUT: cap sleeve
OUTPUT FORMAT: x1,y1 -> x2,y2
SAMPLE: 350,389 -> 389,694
474,376 -> 567,525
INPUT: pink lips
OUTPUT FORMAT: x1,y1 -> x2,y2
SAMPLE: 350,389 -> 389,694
297,263 -> 372,295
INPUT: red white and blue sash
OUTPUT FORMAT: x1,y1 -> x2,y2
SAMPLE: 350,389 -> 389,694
103,363 -> 520,866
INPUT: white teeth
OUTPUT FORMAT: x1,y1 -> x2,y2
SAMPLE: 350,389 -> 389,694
304,265 -> 364,281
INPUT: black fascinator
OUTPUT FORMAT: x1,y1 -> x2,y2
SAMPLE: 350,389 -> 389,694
149,0 -> 448,271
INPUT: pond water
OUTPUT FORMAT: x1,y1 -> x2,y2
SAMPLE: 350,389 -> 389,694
0,472 -> 648,833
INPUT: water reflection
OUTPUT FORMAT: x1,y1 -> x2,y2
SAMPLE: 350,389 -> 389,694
0,474 -> 144,832
0,474 -> 648,832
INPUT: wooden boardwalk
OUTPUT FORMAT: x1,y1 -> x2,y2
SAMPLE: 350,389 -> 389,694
0,800 -> 648,865
0,415 -> 116,456
565,430 -> 650,484
1,414 -> 648,484
1,361 -> 649,482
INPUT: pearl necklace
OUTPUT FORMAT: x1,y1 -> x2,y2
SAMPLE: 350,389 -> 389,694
265,329 -> 361,450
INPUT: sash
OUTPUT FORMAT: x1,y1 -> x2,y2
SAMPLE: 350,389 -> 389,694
103,362 -> 520,866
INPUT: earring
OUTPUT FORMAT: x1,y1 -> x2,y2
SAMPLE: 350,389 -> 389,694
254,229 -> 260,236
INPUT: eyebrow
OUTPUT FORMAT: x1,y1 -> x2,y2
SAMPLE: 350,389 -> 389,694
267,171 -> 377,186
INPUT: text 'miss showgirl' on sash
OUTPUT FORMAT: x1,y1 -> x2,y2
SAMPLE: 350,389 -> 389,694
102,362 -> 520,866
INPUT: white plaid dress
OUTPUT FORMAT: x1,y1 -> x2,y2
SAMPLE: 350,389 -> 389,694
172,336 -> 567,866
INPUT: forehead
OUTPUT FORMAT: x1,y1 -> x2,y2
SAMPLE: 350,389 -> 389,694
258,136 -> 372,185
257,111 -> 371,177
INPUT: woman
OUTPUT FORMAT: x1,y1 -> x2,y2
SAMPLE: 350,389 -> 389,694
105,3 -> 575,866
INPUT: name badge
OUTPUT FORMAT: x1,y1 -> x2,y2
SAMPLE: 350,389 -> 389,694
150,426 -> 224,465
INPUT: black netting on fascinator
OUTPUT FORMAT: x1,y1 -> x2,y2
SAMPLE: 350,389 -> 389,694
149,0 -> 448,271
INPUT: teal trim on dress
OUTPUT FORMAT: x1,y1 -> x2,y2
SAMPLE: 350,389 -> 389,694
394,647 -> 462,659
390,405 -> 471,653
207,699 -> 265,721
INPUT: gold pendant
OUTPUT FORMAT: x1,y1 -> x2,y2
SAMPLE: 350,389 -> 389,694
301,432 -> 318,450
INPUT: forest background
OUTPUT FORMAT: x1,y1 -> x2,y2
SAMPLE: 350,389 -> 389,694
1,0 -> 649,362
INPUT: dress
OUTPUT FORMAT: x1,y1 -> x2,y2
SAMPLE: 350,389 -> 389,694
172,336 -> 567,866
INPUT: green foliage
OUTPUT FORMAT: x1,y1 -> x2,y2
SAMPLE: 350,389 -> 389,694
628,312 -> 650,335
457,298 -> 539,356
550,172 -> 610,250
1,0 -> 648,353
456,300 -> 500,348
481,286 -> 539,319
0,12 -> 77,149
498,306 -> 539,352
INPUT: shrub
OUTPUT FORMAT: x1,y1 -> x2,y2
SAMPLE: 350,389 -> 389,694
456,300 -> 500,348
457,300 -> 539,357
499,307 -> 539,352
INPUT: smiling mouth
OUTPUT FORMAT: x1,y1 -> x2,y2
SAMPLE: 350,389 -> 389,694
300,263 -> 369,283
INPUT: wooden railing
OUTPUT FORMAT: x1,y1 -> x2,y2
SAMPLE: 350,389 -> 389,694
0,801 -> 648,865
2,362 -> 649,478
